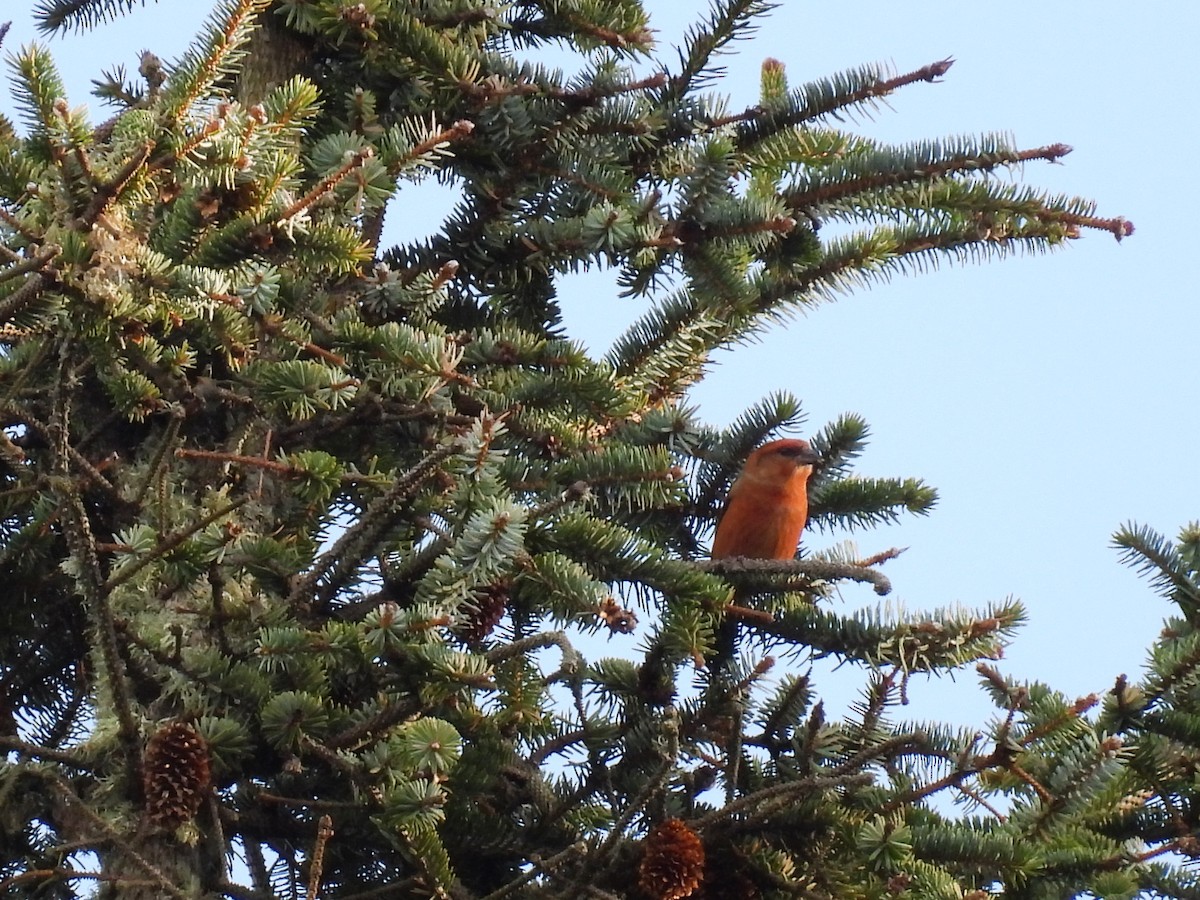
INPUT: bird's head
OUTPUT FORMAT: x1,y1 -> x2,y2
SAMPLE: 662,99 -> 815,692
742,438 -> 822,486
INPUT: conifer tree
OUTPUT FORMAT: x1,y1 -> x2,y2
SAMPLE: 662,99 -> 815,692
0,1 -> 1156,898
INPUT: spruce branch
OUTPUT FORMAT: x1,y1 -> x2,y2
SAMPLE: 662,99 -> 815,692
0,204 -> 45,244
590,756 -> 677,870
336,879 -> 426,900
558,12 -> 653,51
736,57 -> 956,148
279,146 -> 376,222
386,119 -> 475,178
131,411 -> 182,504
177,447 -> 376,485
666,0 -> 774,100
164,117 -> 222,163
80,139 -> 155,225
33,0 -> 141,33
43,773 -> 193,900
0,269 -> 53,325
553,72 -> 668,105
479,842 -> 589,900
291,440 -> 463,610
0,241 -> 60,285
0,734 -> 94,768
325,696 -> 423,751
694,771 -> 875,832
161,0 -> 271,122
48,345 -> 141,772
784,143 -> 1074,213
1049,210 -> 1135,240
0,399 -> 121,500
0,869 -> 136,894
102,497 -> 248,593
699,555 -> 893,595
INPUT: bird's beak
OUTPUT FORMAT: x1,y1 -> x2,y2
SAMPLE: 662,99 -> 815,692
797,446 -> 821,466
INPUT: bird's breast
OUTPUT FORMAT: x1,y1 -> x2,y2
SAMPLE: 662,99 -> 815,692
712,477 -> 809,560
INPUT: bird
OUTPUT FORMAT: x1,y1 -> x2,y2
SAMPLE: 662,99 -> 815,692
711,438 -> 822,561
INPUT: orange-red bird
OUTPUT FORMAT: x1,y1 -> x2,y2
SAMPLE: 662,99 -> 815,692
711,439 -> 821,560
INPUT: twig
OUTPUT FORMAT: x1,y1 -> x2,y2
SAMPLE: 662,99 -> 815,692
45,774 -> 192,900
48,345 -> 140,773
692,772 -> 874,832
133,412 -> 182,505
306,816 -> 334,900
279,147 -> 375,221
80,141 -> 155,225
103,497 -> 248,592
487,630 -> 582,678
478,842 -> 587,900
0,242 -> 61,284
0,400 -> 121,502
0,735 -> 93,769
698,555 -> 892,595
289,441 -> 462,610
326,697 -> 422,751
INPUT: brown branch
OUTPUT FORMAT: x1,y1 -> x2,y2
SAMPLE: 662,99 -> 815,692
561,13 -> 652,50
257,792 -> 361,811
0,869 -> 139,893
162,0 -> 266,120
956,782 -> 1008,821
80,141 -> 156,225
165,118 -> 222,164
1009,760 -> 1054,805
45,774 -> 192,900
0,242 -> 61,285
698,555 -> 892,595
692,771 -> 875,832
387,120 -> 475,178
1020,693 -> 1099,748
306,816 -> 334,900
279,147 -> 375,221
854,546 -> 906,567
0,273 -> 49,325
132,411 -> 182,505
728,57 -> 957,146
47,348 -> 141,771
0,204 -> 44,244
326,697 -> 422,751
479,842 -> 589,900
0,735 -> 94,769
785,145 -> 1073,213
258,316 -> 348,367
554,71 -> 667,104
1049,210 -> 1134,241
336,878 -> 425,900
102,497 -> 248,593
0,401 -> 122,501
178,447 -> 298,474
289,441 -> 462,610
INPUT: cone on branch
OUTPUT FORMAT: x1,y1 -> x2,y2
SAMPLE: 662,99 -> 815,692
142,721 -> 211,830
638,818 -> 705,900
454,581 -> 511,643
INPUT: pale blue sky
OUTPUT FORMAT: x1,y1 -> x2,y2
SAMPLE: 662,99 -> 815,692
3,2 -> 1193,725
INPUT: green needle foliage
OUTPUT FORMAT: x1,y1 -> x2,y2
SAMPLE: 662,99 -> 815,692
0,1 -> 1173,898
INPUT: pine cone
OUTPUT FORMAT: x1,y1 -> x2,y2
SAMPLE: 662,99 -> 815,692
455,582 -> 509,642
638,818 -> 705,900
143,721 -> 211,829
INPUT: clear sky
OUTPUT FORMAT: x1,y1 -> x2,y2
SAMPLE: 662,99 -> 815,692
3,2 -> 1194,726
